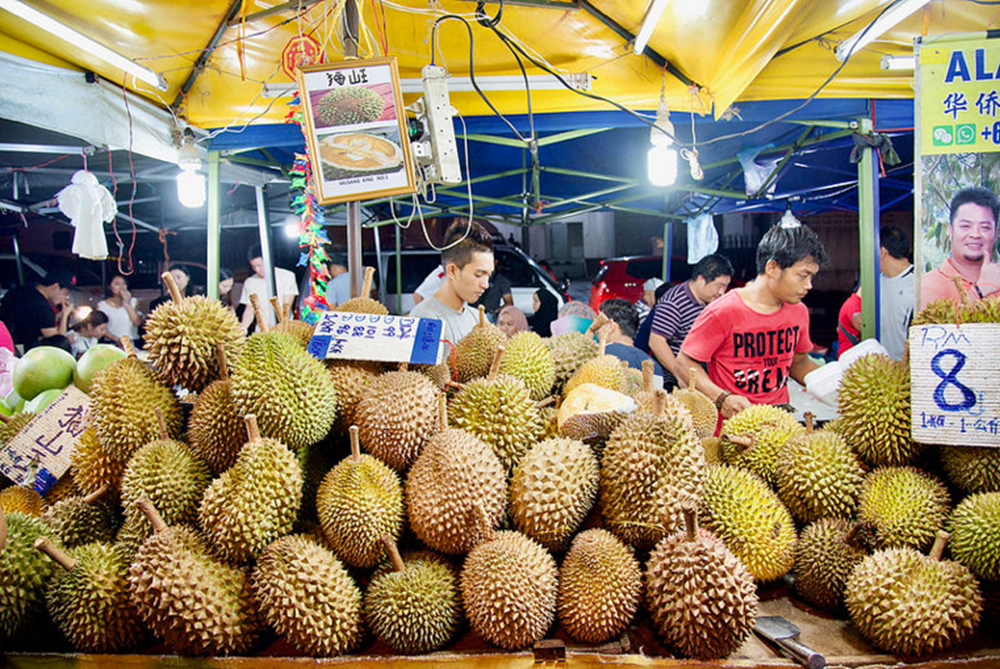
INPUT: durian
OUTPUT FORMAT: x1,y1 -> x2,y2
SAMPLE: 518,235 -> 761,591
499,330 -> 555,401
355,367 -> 439,471
645,502 -> 758,659
455,306 -> 507,382
0,411 -> 34,446
70,427 -> 125,500
720,403 -> 805,487
41,487 -> 117,548
269,296 -> 314,348
199,415 -> 303,564
315,86 -> 385,126
562,327 -> 624,397
793,518 -> 866,611
557,528 -> 641,644
672,367 -> 719,439
144,271 -> 245,392
364,538 -> 462,654
857,466 -> 950,551
42,473 -> 78,507
558,382 -> 637,446
0,511 -> 61,641
460,522 -> 558,650
327,359 -> 378,432
845,532 -> 981,655
838,354 -> 920,467
316,426 -> 404,568
128,498 -> 262,655
35,537 -> 143,652
335,267 -> 389,315
546,329 -> 599,393
89,339 -> 183,463
509,437 -> 599,552
940,445 -> 1000,494
406,397 -> 506,554
187,344 -> 246,475
699,465 -> 796,582
449,348 -> 543,477
775,413 -> 865,523
948,491 -> 1000,582
251,533 -> 363,656
600,390 -> 704,548
230,324 -> 337,450
0,485 -> 44,516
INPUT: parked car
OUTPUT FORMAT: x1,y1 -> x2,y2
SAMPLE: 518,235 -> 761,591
588,255 -> 690,311
375,245 -> 568,316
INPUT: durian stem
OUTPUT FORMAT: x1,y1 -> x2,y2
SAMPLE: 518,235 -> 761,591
804,412 -> 815,433
478,305 -> 486,328
534,395 -> 556,409
245,414 -> 261,442
952,275 -> 973,307
153,407 -> 168,440
469,504 -> 496,547
216,344 -> 229,381
361,266 -> 375,300
438,395 -> 448,431
489,346 -> 504,381
33,536 -> 77,572
283,300 -> 293,321
0,412 -> 10,424
901,343 -> 910,368
81,485 -> 108,505
269,297 -> 284,323
248,293 -> 269,333
0,510 -> 7,551
597,327 -> 608,357
680,500 -> 698,542
381,534 -> 406,573
653,389 -> 667,417
722,434 -> 753,450
161,271 -> 184,304
135,496 -> 167,534
642,359 -> 654,393
587,312 -> 609,335
399,362 -> 409,372
445,381 -> 466,392
689,367 -> 699,393
843,523 -> 862,549
930,530 -> 950,561
121,336 -> 136,357
349,425 -> 361,461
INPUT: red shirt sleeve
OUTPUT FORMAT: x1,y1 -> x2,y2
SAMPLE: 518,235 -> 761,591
794,303 -> 814,353
680,304 -> 725,363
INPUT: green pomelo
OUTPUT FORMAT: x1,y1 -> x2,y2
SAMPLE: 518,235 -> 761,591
74,345 -> 126,393
22,387 -> 64,414
12,346 -> 75,400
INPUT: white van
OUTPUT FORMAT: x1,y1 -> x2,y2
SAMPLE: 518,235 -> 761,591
374,245 -> 567,317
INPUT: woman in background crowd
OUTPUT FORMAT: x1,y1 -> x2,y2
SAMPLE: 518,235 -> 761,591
98,275 -> 141,344
150,265 -> 191,313
527,289 -> 560,337
496,305 -> 528,337
67,310 -> 109,357
219,268 -> 235,310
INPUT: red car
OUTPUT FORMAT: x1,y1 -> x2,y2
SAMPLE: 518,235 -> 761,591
589,256 -> 686,311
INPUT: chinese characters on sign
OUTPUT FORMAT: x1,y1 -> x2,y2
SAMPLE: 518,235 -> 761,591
921,39 -> 1000,154
910,324 -> 1000,446
0,385 -> 91,494
307,312 -> 443,365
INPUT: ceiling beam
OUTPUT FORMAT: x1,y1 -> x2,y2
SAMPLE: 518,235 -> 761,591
172,0 -> 245,111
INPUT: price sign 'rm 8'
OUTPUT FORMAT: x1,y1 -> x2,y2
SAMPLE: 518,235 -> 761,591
910,324 -> 1000,447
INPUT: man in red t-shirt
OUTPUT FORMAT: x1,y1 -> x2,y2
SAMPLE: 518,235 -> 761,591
676,222 -> 828,418
836,291 -> 861,358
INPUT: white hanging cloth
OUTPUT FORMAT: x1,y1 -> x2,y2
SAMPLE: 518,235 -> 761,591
687,213 -> 719,264
56,170 -> 116,261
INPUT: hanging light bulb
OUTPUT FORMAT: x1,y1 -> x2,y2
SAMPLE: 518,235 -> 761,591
779,207 -> 801,229
176,131 -> 205,208
648,96 -> 677,186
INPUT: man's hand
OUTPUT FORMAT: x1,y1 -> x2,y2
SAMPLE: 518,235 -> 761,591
719,392 -> 751,418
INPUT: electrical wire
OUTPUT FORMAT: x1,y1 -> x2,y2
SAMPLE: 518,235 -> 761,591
115,77 -> 138,276
417,110 -> 476,252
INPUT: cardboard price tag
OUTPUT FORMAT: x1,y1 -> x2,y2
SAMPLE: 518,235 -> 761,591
910,323 -> 1000,447
307,312 -> 443,365
0,385 -> 90,494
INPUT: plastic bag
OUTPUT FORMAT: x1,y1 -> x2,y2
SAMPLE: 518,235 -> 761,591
687,213 -> 718,264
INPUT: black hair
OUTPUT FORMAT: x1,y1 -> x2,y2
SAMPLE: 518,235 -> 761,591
72,310 -> 109,333
880,226 -> 911,262
247,244 -> 262,263
440,218 -> 494,270
755,223 -> 829,275
692,254 -> 734,283
33,334 -> 73,354
219,267 -> 234,281
166,264 -> 190,276
949,186 -> 999,226
599,297 -> 639,339
654,282 -> 671,302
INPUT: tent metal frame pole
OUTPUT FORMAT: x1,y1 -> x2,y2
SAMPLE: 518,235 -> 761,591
856,118 -> 881,341
343,0 -> 363,299
255,185 -> 277,305
207,151 -> 221,299
662,221 -> 672,282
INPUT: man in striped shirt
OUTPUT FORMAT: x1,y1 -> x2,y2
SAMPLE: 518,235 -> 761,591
648,254 -> 733,389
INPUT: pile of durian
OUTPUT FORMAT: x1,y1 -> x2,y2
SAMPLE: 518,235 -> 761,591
1,287 -> 998,661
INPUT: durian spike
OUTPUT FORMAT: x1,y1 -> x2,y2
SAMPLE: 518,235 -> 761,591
216,344 -> 229,381
680,500 -> 698,542
438,395 -> 448,431
161,271 -> 184,304
586,312 -> 610,335
81,485 -> 109,505
269,297 -> 284,323
652,389 -> 667,417
135,496 -> 167,534
248,293 -> 269,333
930,530 -> 950,561
360,266 -> 375,300
642,359 -> 654,393
0,510 -> 6,551
153,407 -> 168,440
488,346 -> 504,381
804,412 -> 815,433
478,305 -> 486,328
349,425 -> 361,462
689,367 -> 699,393
597,326 -> 609,357
534,395 -> 556,409
245,414 -> 261,442
381,534 -> 406,573
33,536 -> 77,572
121,336 -> 136,357
721,433 -> 754,450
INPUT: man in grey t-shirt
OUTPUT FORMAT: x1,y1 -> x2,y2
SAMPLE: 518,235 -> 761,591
409,219 -> 495,345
